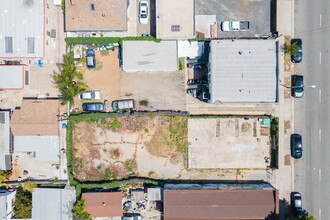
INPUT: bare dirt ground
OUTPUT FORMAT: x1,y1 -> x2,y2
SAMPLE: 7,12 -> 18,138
73,50 -> 120,111
72,116 -> 187,181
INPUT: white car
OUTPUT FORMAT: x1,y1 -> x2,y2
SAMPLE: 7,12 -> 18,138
221,21 -> 250,31
78,91 -> 101,100
139,1 -> 148,24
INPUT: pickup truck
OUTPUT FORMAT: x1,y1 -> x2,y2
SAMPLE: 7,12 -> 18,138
221,21 -> 250,31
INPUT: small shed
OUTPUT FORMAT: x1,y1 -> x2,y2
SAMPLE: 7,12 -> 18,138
147,188 -> 162,201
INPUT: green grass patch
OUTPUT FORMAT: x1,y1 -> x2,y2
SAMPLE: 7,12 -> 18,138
65,36 -> 161,47
166,117 -> 188,154
108,119 -> 122,131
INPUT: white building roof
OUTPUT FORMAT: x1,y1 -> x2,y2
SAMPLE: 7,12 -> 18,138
32,188 -> 76,220
0,0 -> 44,58
0,111 -> 11,170
14,136 -> 60,162
122,41 -> 178,72
0,65 -> 24,89
209,40 -> 278,103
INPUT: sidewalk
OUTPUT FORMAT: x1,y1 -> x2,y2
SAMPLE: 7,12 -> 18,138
272,0 -> 295,219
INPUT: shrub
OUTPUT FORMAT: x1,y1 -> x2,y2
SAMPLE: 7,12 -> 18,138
14,189 -> 32,218
72,199 -> 91,220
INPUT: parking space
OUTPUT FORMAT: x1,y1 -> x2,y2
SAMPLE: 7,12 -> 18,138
196,0 -> 275,38
188,118 -> 271,169
76,48 -> 186,111
136,0 -> 153,36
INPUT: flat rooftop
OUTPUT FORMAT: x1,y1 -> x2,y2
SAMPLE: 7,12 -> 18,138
0,111 -> 11,170
122,41 -> 178,72
0,0 -> 44,58
196,0 -> 275,38
209,40 -> 278,103
188,118 -> 271,169
0,65 -> 24,90
65,0 -> 127,31
156,0 -> 195,39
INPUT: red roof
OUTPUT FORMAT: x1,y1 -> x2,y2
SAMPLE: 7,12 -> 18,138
82,192 -> 122,217
164,190 -> 279,220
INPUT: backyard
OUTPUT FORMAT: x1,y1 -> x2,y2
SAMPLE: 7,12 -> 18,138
70,114 -> 188,181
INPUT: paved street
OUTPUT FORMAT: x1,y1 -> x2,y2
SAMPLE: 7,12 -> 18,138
293,0 -> 330,219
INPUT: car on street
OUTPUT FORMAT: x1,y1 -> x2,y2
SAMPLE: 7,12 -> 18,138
221,21 -> 250,31
112,99 -> 135,111
78,91 -> 101,100
82,102 -> 104,112
139,1 -> 148,24
86,49 -> 96,69
291,192 -> 303,216
291,75 -> 304,98
291,134 -> 302,159
291,38 -> 302,63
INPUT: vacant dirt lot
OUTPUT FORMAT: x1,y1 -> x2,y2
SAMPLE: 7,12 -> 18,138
72,115 -> 187,180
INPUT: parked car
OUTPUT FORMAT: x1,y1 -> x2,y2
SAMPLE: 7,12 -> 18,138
123,213 -> 142,220
86,49 -> 96,69
291,38 -> 302,63
82,102 -> 104,112
291,75 -> 304,98
291,192 -> 303,216
291,134 -> 302,159
221,21 -> 250,31
78,91 -> 101,100
112,99 -> 134,111
139,1 -> 148,24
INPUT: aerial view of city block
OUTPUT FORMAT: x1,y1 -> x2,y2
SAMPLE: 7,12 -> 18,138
0,0 -> 326,219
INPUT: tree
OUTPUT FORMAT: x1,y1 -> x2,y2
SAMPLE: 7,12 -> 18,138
0,170 -> 12,182
22,181 -> 37,193
284,41 -> 299,55
14,189 -> 32,218
299,216 -> 316,220
52,52 -> 89,105
72,199 -> 91,220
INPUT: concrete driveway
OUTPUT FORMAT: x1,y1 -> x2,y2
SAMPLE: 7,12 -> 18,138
188,117 -> 271,169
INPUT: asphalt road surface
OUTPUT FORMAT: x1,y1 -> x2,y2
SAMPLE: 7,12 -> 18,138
294,0 -> 330,219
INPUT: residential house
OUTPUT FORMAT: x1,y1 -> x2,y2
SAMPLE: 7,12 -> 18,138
32,188 -> 76,220
0,190 -> 16,220
82,192 -> 122,219
10,99 -> 60,163
65,0 -> 127,37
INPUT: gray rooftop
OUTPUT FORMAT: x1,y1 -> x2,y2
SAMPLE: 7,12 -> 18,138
32,188 -> 76,220
14,136 -> 60,162
0,66 -> 24,89
209,40 -> 278,103
0,111 -> 11,170
0,190 -> 16,220
0,0 -> 44,58
122,41 -> 178,72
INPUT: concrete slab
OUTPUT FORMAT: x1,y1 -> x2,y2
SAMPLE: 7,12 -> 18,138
188,118 -> 271,169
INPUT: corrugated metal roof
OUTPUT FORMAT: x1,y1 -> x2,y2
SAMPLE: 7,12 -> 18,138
0,111 -> 11,170
164,189 -> 279,220
0,0 -> 44,57
32,188 -> 76,220
209,40 -> 278,103
122,41 -> 178,72
0,66 -> 24,89
14,136 -> 60,162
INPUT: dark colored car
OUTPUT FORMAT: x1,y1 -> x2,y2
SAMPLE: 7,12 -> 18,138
82,102 -> 104,112
86,49 -> 96,69
291,134 -> 302,159
291,38 -> 302,63
291,192 -> 303,216
291,75 -> 304,98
